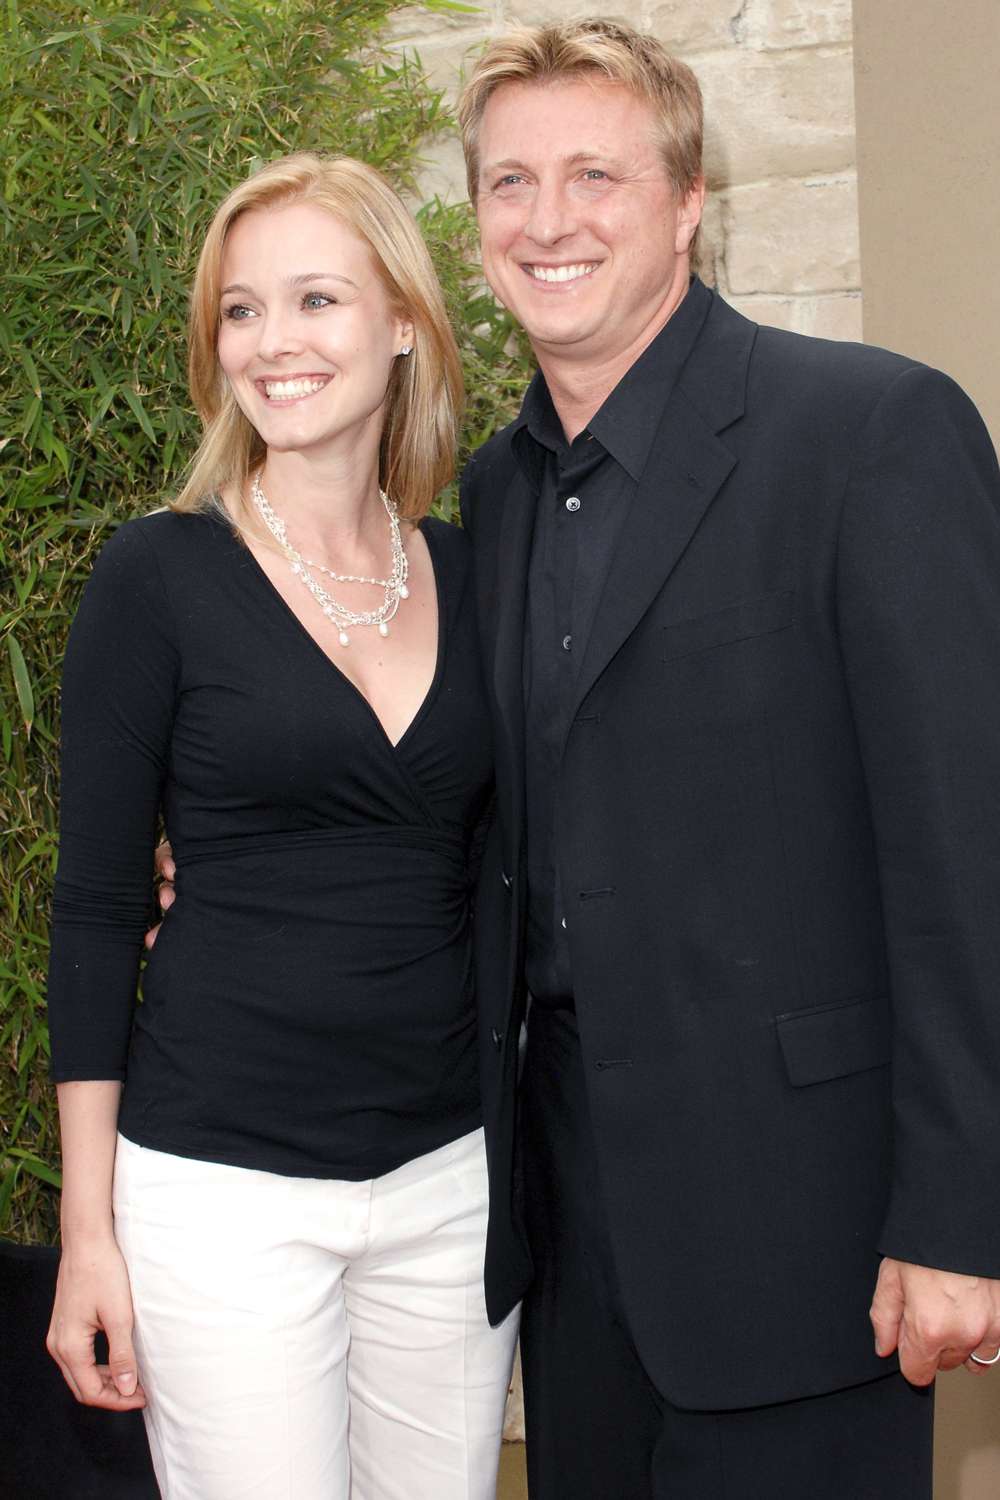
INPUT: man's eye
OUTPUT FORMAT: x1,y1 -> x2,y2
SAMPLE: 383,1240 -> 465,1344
494,174 -> 525,189
582,169 -> 608,182
303,292 -> 335,310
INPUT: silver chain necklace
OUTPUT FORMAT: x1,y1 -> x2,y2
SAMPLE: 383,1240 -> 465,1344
251,473 -> 409,648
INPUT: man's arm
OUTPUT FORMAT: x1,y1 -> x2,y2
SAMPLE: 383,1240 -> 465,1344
836,363 -> 1000,1382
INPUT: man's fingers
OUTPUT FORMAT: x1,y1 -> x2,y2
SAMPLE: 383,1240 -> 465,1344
966,1339 -> 1000,1375
143,921 -> 161,951
896,1325 -> 940,1387
869,1261 -> 904,1356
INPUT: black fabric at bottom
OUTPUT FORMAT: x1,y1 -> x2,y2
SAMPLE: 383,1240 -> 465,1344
519,1007 -> 935,1500
0,1241 -> 157,1500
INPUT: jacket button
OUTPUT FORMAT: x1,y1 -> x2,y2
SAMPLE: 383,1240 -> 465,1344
491,1028 -> 503,1050
501,870 -> 512,889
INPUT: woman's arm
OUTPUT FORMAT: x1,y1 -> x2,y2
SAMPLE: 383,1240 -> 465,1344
47,1082 -> 146,1409
46,517 -> 180,1401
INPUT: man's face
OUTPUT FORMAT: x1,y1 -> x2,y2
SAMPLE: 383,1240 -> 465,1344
475,77 -> 703,370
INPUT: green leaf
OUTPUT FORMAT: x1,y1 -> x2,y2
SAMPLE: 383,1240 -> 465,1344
18,345 -> 42,398
122,386 -> 156,441
6,635 -> 34,737
10,1153 -> 62,1190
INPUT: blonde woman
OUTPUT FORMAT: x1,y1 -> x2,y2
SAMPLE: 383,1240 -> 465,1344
45,153 -> 518,1500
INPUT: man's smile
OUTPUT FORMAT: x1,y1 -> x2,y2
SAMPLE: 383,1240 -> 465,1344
522,262 -> 600,284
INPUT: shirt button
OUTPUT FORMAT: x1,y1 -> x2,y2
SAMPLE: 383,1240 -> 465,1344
565,496 -> 581,512
560,917 -> 567,930
562,634 -> 573,651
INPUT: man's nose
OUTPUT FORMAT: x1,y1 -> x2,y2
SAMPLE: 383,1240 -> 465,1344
522,180 -> 576,246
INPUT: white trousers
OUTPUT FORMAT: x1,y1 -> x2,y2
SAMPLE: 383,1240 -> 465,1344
113,1128 -> 518,1500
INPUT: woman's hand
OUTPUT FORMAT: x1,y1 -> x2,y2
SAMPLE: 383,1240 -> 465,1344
47,1233 -> 146,1410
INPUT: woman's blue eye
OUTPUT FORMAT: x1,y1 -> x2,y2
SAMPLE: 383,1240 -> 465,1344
223,303 -> 254,321
303,292 -> 334,309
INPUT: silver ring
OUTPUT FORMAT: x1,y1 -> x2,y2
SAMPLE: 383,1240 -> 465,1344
969,1347 -> 1000,1367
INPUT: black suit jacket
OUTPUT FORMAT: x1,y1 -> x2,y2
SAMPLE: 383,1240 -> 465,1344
461,288 -> 1000,1410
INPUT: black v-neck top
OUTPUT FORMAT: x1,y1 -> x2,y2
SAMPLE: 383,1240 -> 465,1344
47,508 -> 493,1179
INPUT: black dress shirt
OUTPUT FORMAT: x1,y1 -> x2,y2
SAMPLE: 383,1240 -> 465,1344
515,278 -> 712,1006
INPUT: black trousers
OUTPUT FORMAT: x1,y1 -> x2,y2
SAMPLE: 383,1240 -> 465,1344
519,1006 -> 934,1500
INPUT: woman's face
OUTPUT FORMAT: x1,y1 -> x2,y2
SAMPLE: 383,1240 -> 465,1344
217,200 -> 412,462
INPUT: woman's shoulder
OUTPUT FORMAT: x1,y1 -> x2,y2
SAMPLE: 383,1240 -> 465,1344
97,506 -> 231,577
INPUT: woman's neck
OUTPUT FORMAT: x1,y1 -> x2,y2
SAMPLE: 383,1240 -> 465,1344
254,447 -> 386,565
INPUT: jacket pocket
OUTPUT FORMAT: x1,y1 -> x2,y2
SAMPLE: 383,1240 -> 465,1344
775,995 -> 890,1087
660,590 -> 796,662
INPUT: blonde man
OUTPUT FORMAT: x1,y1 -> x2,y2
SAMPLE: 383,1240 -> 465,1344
457,20 -> 1000,1499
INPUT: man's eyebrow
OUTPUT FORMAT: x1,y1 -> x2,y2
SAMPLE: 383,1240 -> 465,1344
220,272 -> 360,295
481,151 -> 623,175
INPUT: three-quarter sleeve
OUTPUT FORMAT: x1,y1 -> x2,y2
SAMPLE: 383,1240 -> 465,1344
47,520 -> 179,1081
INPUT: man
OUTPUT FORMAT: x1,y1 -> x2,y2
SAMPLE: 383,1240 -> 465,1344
456,19 -> 1000,1498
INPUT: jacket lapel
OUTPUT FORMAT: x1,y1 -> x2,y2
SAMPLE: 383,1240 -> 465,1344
485,462 -> 537,866
572,297 -> 756,717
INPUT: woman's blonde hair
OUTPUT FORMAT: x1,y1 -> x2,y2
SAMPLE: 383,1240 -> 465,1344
457,19 -> 703,205
173,153 -> 463,523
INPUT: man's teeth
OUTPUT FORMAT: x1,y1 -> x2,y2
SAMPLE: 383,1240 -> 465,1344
528,263 -> 597,283
263,377 -> 327,399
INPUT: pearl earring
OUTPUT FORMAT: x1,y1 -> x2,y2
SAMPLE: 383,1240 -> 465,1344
400,345 -> 412,356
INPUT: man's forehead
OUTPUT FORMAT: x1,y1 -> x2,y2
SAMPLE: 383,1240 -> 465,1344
478,78 -> 661,168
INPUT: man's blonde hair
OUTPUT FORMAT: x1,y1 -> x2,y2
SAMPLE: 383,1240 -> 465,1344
457,19 -> 703,204
174,153 -> 462,523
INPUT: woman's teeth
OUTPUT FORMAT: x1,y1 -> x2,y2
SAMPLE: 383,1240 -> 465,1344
263,377 -> 328,400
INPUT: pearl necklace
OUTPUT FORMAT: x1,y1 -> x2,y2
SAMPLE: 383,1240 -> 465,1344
251,473 -> 409,647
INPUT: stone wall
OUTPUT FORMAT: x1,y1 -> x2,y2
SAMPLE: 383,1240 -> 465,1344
388,0 -> 861,341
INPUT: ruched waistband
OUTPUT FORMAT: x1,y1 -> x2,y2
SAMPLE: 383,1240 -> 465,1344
174,825 -> 467,868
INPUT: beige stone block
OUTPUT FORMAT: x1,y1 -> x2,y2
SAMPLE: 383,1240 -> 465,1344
740,0 -> 854,50
643,0 -> 745,55
411,31 -> 494,101
725,291 -> 862,340
726,292 -> 798,331
803,291 -> 862,341
502,0 -> 642,27
722,174 -> 859,294
386,1 -> 496,44
412,133 -> 471,205
697,45 -> 856,188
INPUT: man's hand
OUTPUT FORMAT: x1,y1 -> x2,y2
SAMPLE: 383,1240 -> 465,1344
144,840 -> 175,950
870,1258 -> 1000,1385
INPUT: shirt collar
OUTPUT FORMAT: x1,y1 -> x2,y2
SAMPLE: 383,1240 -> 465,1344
511,277 -> 712,484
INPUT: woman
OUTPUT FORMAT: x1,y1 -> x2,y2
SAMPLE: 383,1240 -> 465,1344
45,152 -> 518,1500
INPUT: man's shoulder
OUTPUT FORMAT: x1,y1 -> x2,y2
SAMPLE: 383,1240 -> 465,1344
463,419 -> 522,485
459,418 -> 527,537
746,316 -> 924,408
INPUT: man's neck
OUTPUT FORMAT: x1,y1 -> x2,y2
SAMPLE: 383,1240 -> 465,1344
535,276 -> 692,443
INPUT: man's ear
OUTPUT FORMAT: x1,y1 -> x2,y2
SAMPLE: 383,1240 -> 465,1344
675,176 -> 706,255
